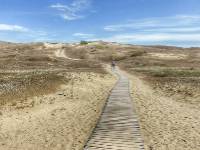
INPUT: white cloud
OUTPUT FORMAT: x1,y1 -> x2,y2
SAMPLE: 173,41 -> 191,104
144,27 -> 200,33
50,3 -> 71,11
104,20 -> 158,31
61,13 -> 82,21
104,15 -> 200,32
0,24 -> 28,32
50,0 -> 91,21
101,33 -> 200,43
73,32 -> 94,38
71,0 -> 91,12
102,14 -> 200,46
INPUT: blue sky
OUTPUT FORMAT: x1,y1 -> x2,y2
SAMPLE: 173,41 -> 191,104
0,0 -> 200,47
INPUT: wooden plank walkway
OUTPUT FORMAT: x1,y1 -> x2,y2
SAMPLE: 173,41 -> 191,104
84,69 -> 144,150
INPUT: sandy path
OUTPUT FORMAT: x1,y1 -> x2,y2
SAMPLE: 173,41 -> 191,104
55,49 -> 81,61
128,73 -> 200,150
0,72 -> 116,150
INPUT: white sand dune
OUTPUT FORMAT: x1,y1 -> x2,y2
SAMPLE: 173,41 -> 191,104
55,49 -> 81,61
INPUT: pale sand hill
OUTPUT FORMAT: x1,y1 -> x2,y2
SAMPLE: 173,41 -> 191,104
0,72 -> 116,150
148,53 -> 187,60
55,49 -> 81,61
129,74 -> 200,150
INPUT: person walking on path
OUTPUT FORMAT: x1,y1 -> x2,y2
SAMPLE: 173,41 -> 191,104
111,60 -> 116,71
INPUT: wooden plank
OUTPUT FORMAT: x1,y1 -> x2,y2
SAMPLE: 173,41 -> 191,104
84,70 -> 144,150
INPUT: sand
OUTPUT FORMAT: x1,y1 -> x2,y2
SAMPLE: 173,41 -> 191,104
148,53 -> 187,60
44,43 -> 65,49
55,49 -> 81,61
129,73 -> 200,150
0,72 -> 116,150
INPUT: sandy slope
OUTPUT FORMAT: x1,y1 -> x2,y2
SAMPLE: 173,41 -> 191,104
129,74 -> 200,150
55,49 -> 81,61
0,72 -> 116,150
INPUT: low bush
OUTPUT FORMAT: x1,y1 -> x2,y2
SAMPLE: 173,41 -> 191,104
80,41 -> 88,45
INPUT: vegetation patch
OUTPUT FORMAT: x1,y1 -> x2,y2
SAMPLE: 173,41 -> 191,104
133,68 -> 200,77
0,71 -> 66,106
80,41 -> 89,45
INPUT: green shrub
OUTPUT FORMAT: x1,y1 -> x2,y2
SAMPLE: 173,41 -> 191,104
150,69 -> 200,77
80,41 -> 88,45
95,45 -> 105,49
129,50 -> 146,57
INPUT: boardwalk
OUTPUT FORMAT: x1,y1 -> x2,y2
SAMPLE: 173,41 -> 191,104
84,69 -> 144,150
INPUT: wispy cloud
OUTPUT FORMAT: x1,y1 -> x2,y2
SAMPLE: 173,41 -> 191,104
102,33 -> 200,43
144,27 -> 200,33
0,23 -> 54,42
104,15 -> 200,32
101,15 -> 200,46
50,0 -> 92,21
104,20 -> 158,31
0,24 -> 28,32
73,32 -> 94,38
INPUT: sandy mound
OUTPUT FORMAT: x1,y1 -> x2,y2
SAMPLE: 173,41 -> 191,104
0,72 -> 116,150
129,74 -> 200,150
148,53 -> 187,60
55,49 -> 81,61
